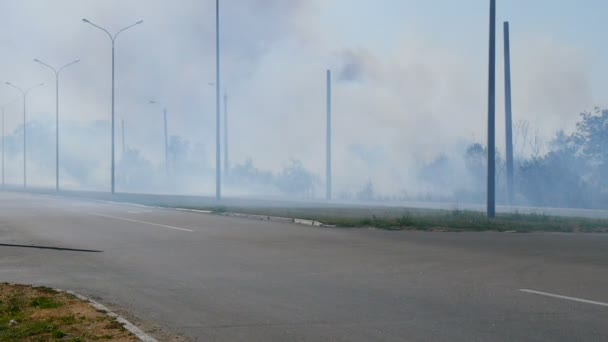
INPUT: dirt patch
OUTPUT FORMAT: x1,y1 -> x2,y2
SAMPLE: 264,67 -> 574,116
0,283 -> 138,341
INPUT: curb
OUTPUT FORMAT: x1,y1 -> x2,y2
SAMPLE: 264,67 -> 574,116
55,289 -> 158,342
216,212 -> 328,227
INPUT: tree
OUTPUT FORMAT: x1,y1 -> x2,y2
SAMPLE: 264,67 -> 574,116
230,158 -> 275,189
356,180 -> 374,201
462,143 -> 506,203
572,108 -> 608,161
514,119 -> 531,158
167,135 -> 190,170
518,141 -> 589,208
464,143 -> 487,184
117,148 -> 159,192
569,108 -> 608,202
420,154 -> 451,187
276,159 -> 318,198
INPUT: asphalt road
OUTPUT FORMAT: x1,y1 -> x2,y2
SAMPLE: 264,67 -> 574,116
0,192 -> 607,341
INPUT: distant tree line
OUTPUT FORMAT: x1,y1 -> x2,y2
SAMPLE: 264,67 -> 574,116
421,108 -> 608,209
4,108 -> 608,209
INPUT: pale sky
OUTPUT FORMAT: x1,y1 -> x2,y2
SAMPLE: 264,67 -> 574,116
320,0 -> 607,102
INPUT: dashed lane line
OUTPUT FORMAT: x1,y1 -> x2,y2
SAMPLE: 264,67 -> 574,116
520,289 -> 608,307
91,213 -> 194,232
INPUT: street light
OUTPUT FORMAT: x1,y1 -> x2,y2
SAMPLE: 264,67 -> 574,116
208,82 -> 229,177
223,91 -> 228,177
149,100 -> 169,177
215,0 -> 222,200
34,58 -> 80,192
0,99 -> 17,189
82,18 -> 143,194
5,82 -> 44,189
326,70 -> 332,201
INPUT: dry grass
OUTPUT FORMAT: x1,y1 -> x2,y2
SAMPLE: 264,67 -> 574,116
0,283 -> 138,342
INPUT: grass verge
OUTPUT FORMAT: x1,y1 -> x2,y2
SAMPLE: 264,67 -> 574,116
0,283 -> 138,342
200,206 -> 608,233
9,187 -> 608,233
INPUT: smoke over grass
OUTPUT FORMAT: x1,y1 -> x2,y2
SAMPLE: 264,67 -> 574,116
0,1 -> 606,209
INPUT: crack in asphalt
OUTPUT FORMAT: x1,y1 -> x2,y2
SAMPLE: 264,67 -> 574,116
0,243 -> 102,253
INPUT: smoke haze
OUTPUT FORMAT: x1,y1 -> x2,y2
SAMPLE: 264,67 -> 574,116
0,1 -> 606,205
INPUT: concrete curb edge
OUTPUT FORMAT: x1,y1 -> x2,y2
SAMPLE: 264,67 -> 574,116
55,288 -> 158,342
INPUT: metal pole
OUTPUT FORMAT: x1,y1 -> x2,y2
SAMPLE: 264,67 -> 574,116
0,101 -> 17,189
23,95 -> 26,189
326,69 -> 332,201
223,92 -> 228,176
34,59 -> 78,192
55,74 -> 59,192
111,41 -> 116,194
5,84 -> 42,189
82,19 -> 143,194
163,108 -> 169,177
487,0 -> 496,218
121,119 -> 125,155
215,0 -> 222,200
504,21 -> 514,206
1,109 -> 4,189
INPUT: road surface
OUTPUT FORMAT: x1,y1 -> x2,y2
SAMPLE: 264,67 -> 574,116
0,192 -> 607,341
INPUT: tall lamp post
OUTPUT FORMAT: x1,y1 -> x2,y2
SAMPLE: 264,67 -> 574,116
34,58 -> 80,192
223,91 -> 229,177
5,82 -> 44,189
215,0 -> 222,200
82,18 -> 143,194
326,69 -> 332,201
0,99 -> 17,189
149,100 -> 169,177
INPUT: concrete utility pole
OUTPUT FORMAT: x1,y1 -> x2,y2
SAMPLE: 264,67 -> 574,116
34,58 -> 80,192
487,0 -> 497,218
223,92 -> 229,176
326,69 -> 332,201
5,82 -> 44,189
503,21 -> 515,205
82,18 -> 143,194
215,0 -> 222,200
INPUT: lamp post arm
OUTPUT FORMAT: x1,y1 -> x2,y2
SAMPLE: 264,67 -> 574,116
5,83 -> 25,96
58,60 -> 80,75
82,19 -> 113,41
34,59 -> 58,76
114,21 -> 144,40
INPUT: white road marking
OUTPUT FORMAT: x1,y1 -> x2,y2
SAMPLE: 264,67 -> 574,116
176,208 -> 213,214
91,213 -> 194,232
520,289 -> 608,307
